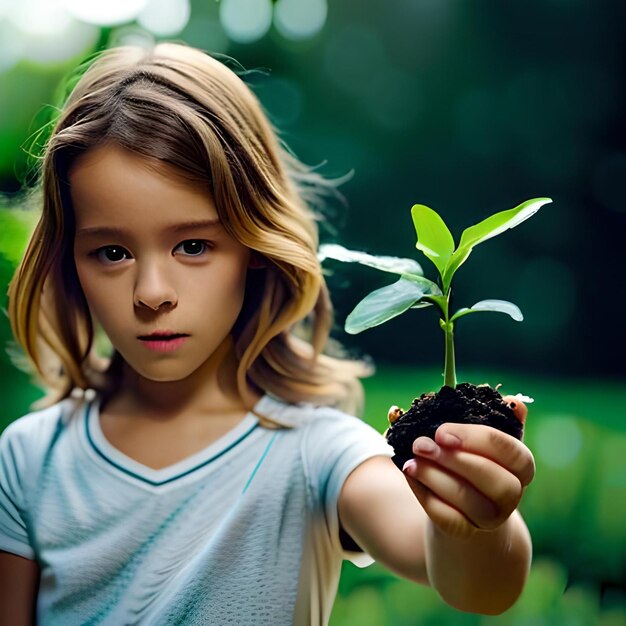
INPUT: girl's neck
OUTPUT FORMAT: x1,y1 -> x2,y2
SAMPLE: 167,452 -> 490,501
104,335 -> 258,421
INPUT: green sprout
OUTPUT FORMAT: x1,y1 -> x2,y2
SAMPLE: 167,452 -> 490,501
318,198 -> 552,389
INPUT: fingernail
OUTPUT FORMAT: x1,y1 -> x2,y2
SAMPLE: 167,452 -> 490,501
413,438 -> 437,455
439,431 -> 461,447
402,459 -> 417,474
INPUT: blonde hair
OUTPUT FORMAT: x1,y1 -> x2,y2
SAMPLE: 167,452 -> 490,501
8,42 -> 373,421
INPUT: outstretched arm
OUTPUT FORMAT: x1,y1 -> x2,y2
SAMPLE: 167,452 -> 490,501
405,421 -> 534,614
338,399 -> 535,615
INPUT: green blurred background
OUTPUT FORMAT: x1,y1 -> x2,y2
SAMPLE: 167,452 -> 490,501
0,1 -> 624,624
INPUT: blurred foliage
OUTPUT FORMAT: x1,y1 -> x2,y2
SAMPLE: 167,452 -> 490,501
0,206 -> 38,265
1,0 -> 625,380
225,0 -> 626,382
331,559 -> 626,626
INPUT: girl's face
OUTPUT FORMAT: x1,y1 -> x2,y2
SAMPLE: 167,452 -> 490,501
71,143 -> 252,383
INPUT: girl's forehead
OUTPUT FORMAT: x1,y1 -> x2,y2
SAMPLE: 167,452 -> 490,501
69,143 -> 200,191
69,144 -> 219,228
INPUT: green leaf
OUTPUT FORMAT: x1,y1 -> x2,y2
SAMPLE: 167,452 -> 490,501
419,294 -> 448,316
318,243 -> 423,278
345,275 -> 441,334
410,204 -> 455,278
450,299 -> 524,323
442,197 -> 551,292
458,197 -> 552,249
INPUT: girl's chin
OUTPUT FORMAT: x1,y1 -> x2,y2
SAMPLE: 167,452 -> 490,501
121,362 -> 201,384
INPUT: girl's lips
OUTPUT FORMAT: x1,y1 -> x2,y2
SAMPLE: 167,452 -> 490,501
138,336 -> 189,353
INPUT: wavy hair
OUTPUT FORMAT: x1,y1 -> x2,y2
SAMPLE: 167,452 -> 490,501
7,42 -> 373,421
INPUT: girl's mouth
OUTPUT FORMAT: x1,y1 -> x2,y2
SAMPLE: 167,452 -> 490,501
138,334 -> 189,353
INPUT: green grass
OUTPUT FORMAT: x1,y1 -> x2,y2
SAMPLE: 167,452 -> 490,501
361,365 -> 626,432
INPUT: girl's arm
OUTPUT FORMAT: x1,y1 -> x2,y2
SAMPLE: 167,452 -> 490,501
0,551 -> 40,625
338,422 -> 535,615
338,454 -> 430,585
424,508 -> 532,614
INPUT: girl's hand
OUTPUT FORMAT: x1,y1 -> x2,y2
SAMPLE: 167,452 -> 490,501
401,398 -> 535,539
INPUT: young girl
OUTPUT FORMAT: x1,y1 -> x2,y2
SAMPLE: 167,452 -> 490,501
0,42 -> 535,625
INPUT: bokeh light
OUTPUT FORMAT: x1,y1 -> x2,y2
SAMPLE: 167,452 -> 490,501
219,0 -> 272,44
137,0 -> 190,37
273,0 -> 327,41
535,415 -> 583,468
65,0 -> 149,26
8,0 -> 73,36
21,23 -> 99,65
0,22 -> 25,72
0,0 -> 101,67
107,25 -> 155,49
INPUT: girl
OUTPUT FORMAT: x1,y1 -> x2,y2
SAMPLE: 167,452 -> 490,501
0,42 -> 535,625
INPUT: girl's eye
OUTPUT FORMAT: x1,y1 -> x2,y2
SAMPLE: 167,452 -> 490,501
92,245 -> 131,265
174,240 -> 212,257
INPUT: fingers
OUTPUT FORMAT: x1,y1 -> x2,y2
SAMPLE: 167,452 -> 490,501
402,424 -> 536,536
404,478 -> 482,539
433,423 -> 536,488
404,455 -> 503,531
405,441 -> 522,527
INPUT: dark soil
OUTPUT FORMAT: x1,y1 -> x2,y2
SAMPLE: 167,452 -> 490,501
385,383 -> 524,470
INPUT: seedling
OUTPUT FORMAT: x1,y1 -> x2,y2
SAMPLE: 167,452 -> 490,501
318,197 -> 551,467
319,197 -> 551,388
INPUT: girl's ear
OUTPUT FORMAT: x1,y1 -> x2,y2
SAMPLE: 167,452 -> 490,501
248,252 -> 267,269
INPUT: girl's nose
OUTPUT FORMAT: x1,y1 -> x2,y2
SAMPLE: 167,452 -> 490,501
133,265 -> 178,311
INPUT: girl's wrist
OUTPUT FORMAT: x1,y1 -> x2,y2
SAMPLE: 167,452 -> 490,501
426,509 -> 521,552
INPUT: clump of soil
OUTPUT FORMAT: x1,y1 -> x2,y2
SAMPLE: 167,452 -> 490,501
385,383 -> 524,470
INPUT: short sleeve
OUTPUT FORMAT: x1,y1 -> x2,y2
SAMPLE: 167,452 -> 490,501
0,422 -> 35,559
303,410 -> 394,567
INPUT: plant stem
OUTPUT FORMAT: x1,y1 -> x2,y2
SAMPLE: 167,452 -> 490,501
440,290 -> 457,389
443,322 -> 457,388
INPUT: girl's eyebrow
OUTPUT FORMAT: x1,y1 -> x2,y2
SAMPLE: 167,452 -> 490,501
76,218 -> 222,238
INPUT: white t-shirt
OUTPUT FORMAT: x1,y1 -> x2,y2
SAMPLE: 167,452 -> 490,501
0,391 -> 394,625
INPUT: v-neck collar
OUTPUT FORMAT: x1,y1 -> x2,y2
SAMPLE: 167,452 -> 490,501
84,394 -> 270,487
